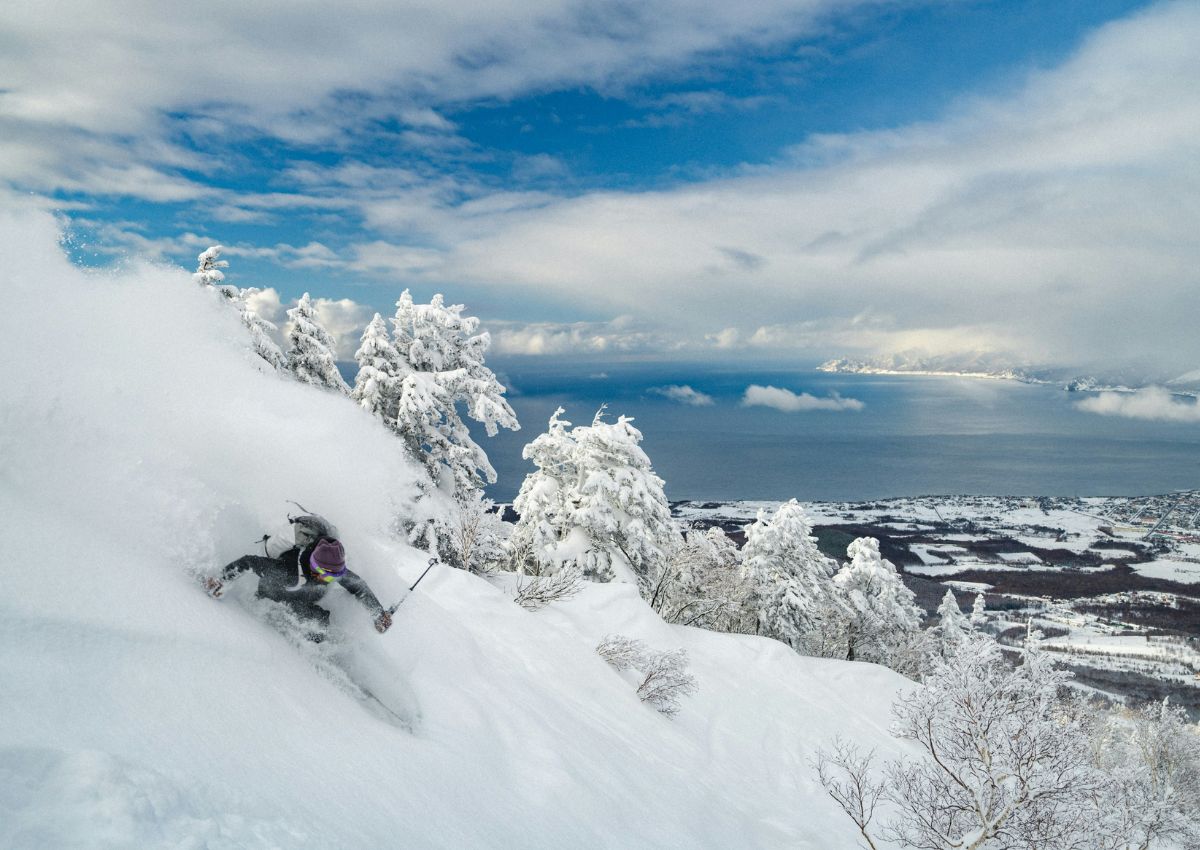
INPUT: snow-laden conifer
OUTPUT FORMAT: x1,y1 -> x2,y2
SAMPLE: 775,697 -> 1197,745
233,287 -> 286,371
509,408 -> 576,575
832,537 -> 922,664
351,313 -> 399,419
193,245 -> 228,289
970,591 -> 986,628
192,246 -> 284,370
741,499 -> 840,654
509,408 -> 679,598
390,290 -> 517,500
568,410 -> 678,593
935,588 -> 968,657
286,292 -> 349,393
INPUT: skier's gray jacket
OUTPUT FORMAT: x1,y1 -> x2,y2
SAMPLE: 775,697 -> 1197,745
221,545 -> 385,621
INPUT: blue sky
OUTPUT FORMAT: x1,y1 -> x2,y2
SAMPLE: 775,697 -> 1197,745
454,0 -> 1149,186
3,0 -> 1197,370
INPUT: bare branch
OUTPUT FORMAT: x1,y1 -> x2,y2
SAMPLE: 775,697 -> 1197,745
813,738 -> 884,850
635,648 -> 697,717
513,567 -> 583,611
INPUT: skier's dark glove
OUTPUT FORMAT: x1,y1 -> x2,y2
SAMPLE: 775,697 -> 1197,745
203,577 -> 225,599
374,611 -> 393,633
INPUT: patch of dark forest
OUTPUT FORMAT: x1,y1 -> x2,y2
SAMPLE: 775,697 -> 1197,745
927,564 -> 1198,602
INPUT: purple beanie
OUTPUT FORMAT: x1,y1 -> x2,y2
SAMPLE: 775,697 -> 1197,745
310,538 -> 347,576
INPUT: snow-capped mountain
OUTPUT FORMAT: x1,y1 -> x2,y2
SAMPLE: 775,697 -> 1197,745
0,205 -> 912,848
819,352 -> 1200,396
817,351 -> 1052,383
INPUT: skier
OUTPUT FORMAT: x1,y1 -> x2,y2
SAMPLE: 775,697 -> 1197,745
204,520 -> 393,637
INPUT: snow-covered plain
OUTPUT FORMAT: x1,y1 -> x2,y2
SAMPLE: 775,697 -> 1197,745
1131,559 -> 1200,584
0,206 -> 913,849
682,495 -> 1200,586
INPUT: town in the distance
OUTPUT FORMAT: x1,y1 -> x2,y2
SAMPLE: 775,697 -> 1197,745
677,491 -> 1200,716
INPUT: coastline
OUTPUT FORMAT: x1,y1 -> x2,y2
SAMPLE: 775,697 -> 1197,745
816,364 -> 1050,384
817,362 -> 1199,398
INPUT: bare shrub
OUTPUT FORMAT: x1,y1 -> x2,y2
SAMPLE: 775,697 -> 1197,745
513,567 -> 583,611
812,738 -> 883,850
595,636 -> 699,717
596,634 -> 647,671
635,648 -> 698,716
452,494 -> 508,574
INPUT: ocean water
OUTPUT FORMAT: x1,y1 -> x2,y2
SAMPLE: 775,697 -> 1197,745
479,362 -> 1200,503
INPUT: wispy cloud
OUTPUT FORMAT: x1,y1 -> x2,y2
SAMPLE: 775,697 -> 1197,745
8,0 -> 1200,376
648,385 -> 715,406
741,385 -> 864,412
417,2 -> 1200,370
0,0 -> 864,193
624,90 -> 777,128
1076,387 -> 1200,422
486,317 -> 679,357
347,241 -> 444,275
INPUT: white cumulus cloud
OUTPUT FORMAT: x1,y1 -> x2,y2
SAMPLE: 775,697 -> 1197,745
486,318 -> 677,357
648,385 -> 714,406
741,385 -> 864,412
1076,386 -> 1200,422
0,0 -> 866,194
271,294 -> 374,361
426,1 -> 1200,371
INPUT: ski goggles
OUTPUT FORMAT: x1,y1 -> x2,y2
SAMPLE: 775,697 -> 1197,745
310,562 -> 346,583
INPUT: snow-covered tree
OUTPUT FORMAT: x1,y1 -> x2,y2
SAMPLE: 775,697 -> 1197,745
935,588 -> 968,657
652,525 -> 752,631
193,245 -> 228,290
508,408 -> 680,598
390,290 -> 518,501
832,537 -> 922,665
970,591 -> 987,628
741,499 -> 840,655
286,293 -> 349,393
1089,698 -> 1200,850
191,246 -> 285,370
351,313 -> 399,420
888,636 -> 1103,850
568,410 -> 679,593
818,634 -> 1106,850
233,287 -> 286,371
508,407 -> 576,576
450,492 -> 509,574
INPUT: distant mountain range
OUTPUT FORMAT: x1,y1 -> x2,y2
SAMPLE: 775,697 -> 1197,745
818,353 -> 1200,397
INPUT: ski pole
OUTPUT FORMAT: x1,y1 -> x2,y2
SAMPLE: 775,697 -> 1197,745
385,557 -> 439,616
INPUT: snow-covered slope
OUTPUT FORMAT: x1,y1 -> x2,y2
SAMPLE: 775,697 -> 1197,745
0,206 -> 912,849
